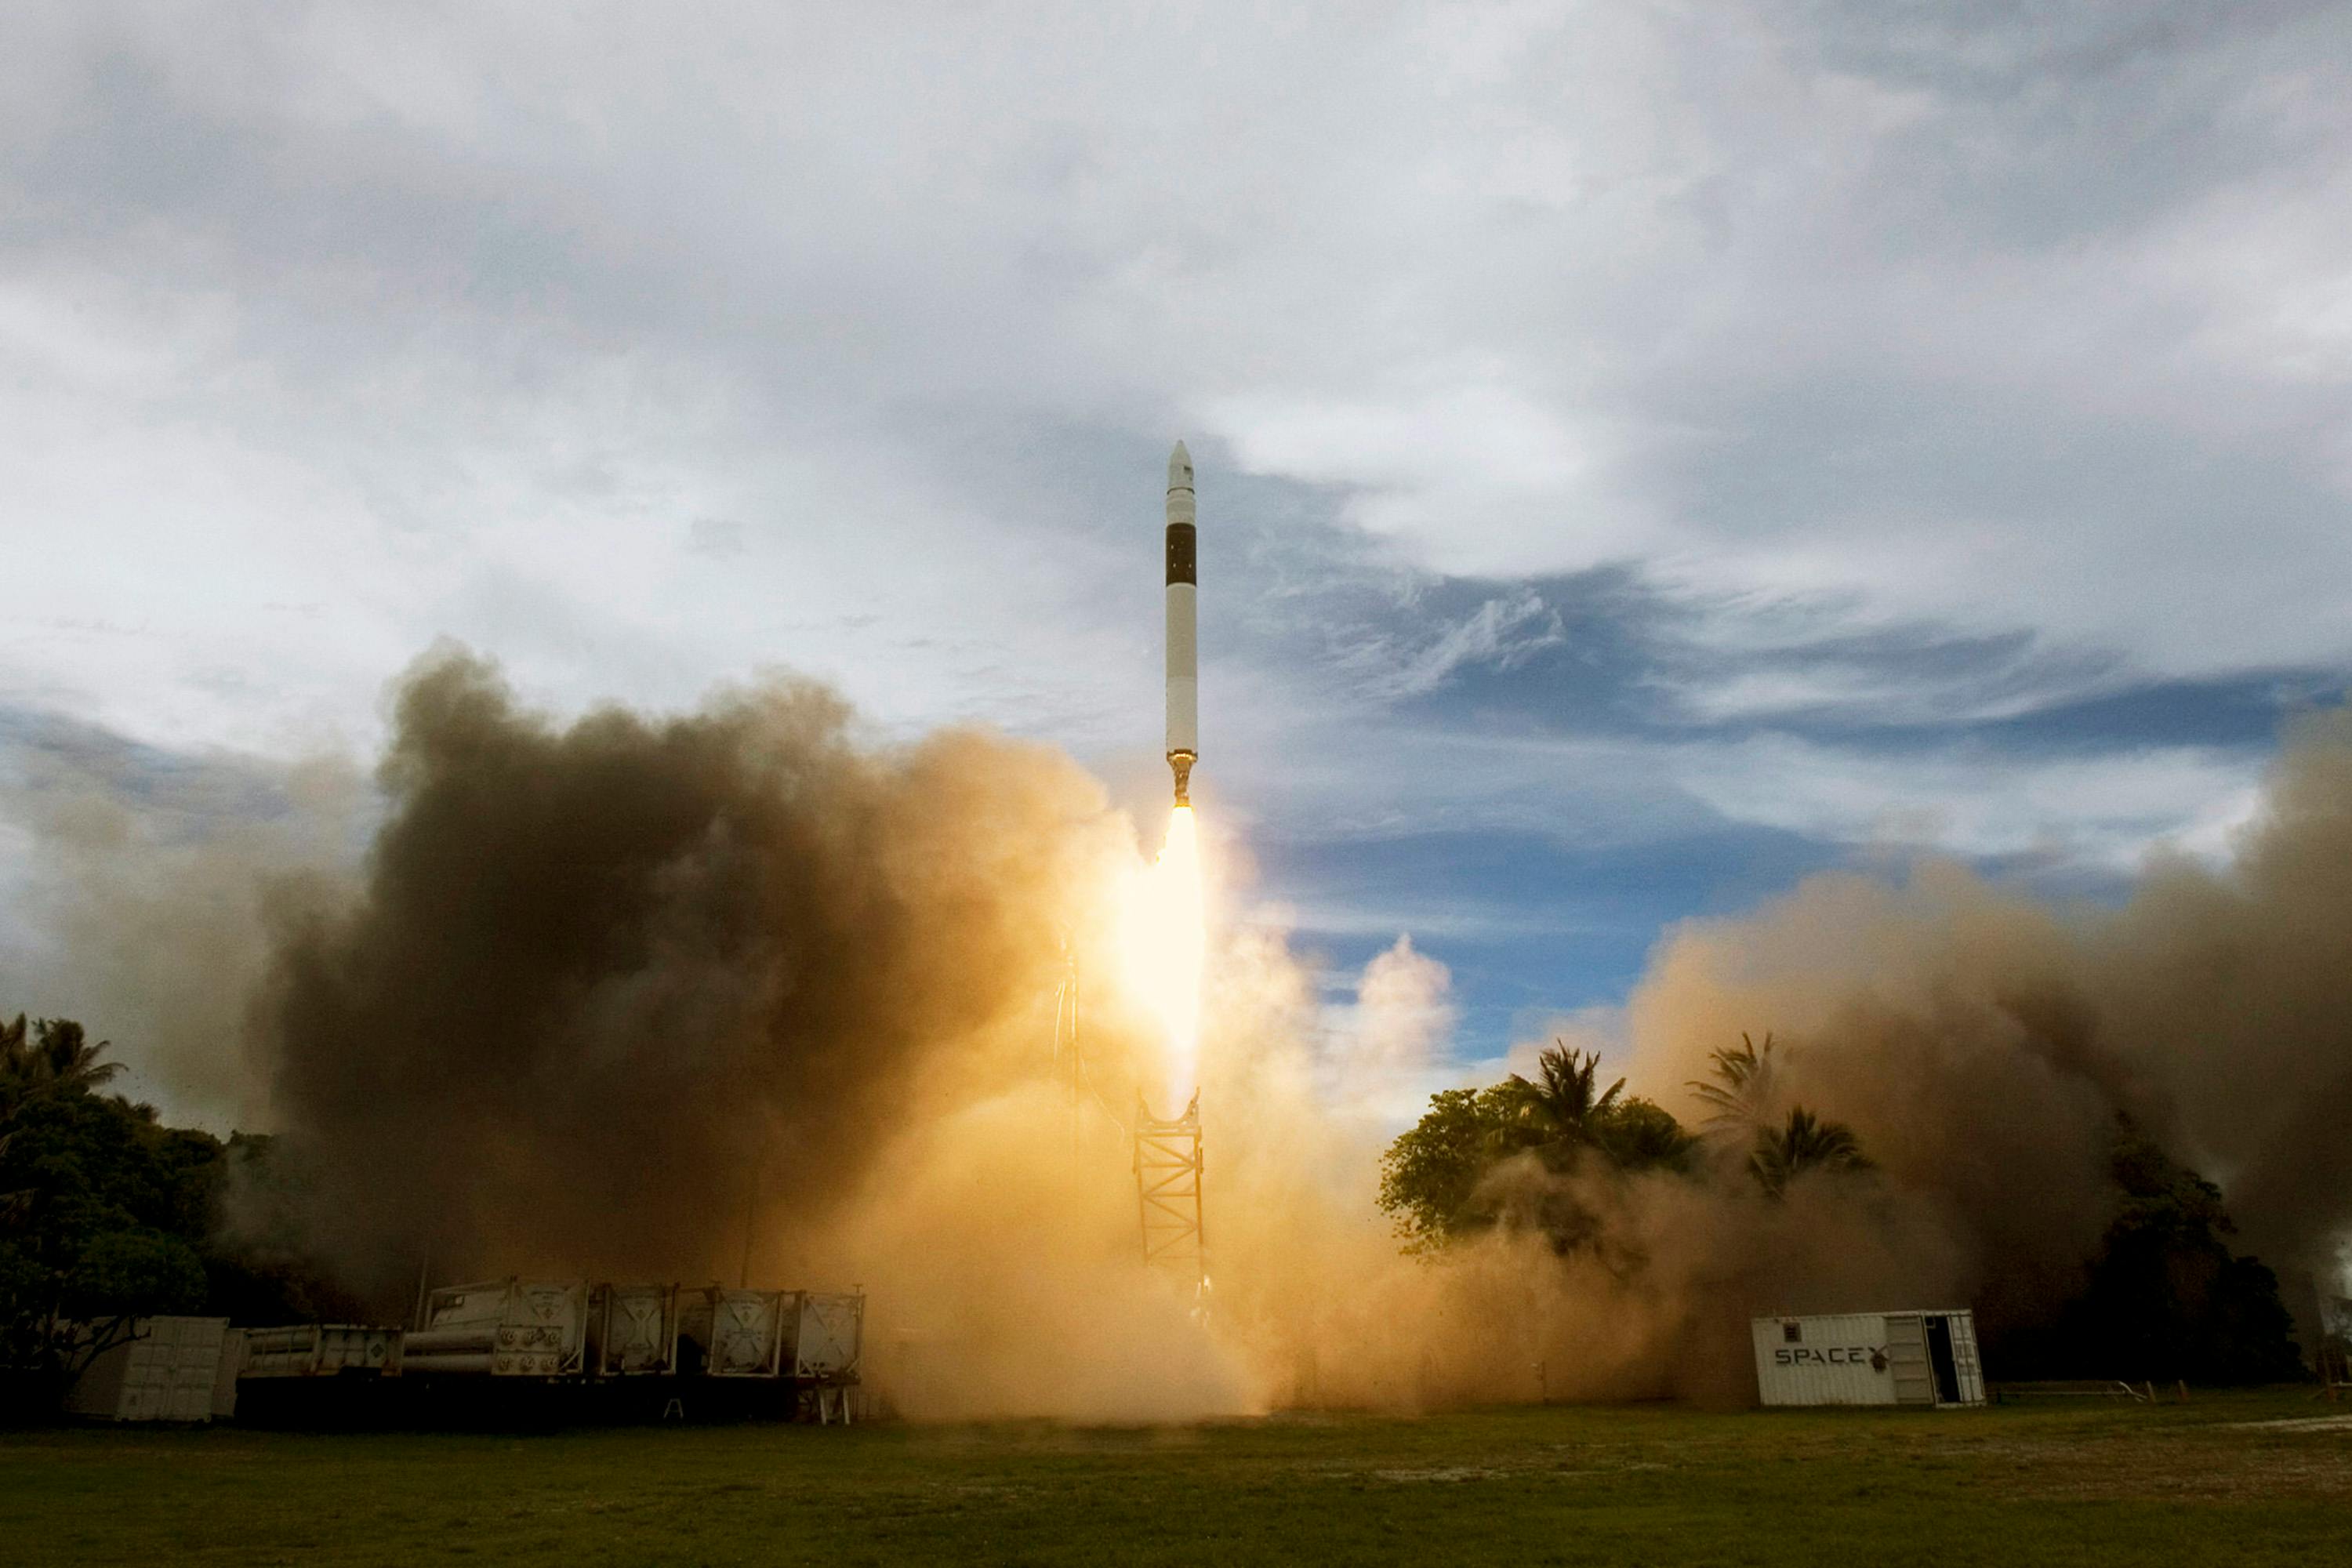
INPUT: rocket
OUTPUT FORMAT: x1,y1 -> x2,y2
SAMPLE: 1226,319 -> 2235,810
1165,441 -> 1197,807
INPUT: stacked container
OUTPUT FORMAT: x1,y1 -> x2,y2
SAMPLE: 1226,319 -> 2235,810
64,1317 -> 238,1422
405,1279 -> 589,1378
238,1323 -> 404,1380
589,1283 -> 681,1377
679,1287 -> 787,1378
785,1291 -> 865,1382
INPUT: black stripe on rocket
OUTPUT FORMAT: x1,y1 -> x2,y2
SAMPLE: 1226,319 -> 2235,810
1166,524 -> 1196,586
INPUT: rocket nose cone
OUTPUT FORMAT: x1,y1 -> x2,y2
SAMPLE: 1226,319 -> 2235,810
1167,440 -> 1193,492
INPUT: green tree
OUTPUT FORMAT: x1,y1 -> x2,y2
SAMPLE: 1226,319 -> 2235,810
1376,1084 -> 1518,1250
2000,1123 -> 2306,1383
1377,1044 -> 1693,1249
0,1016 -> 125,1109
1747,1106 -> 1872,1196
0,1017 -> 212,1401
1595,1096 -> 1697,1171
0,1013 -> 364,1416
1496,1046 -> 1624,1155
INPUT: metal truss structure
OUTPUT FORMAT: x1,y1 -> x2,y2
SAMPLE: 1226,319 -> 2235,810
1052,946 -> 1209,1301
1134,1091 -> 1205,1296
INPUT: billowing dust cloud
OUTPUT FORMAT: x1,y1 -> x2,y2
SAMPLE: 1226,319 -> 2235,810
24,648 -> 2352,1415
1616,713 -> 2352,1364
977,710 -> 2352,1412
258,652 -> 1146,1291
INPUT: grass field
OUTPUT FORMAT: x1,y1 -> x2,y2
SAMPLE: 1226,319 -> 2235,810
5,1391 -> 2349,1566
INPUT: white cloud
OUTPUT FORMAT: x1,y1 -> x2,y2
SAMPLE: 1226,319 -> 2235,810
2,0 -> 2342,954
1317,933 -> 1458,1125
1670,735 -> 2266,869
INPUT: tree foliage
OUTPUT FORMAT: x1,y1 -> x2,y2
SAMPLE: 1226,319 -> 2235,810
2002,1123 -> 2307,1383
1685,1030 -> 1780,1137
1,1015 -> 125,1105
1377,1042 -> 1693,1250
2,1058 -> 217,1387
1,1013 -> 353,1410
1381,1029 -> 2307,1385
1746,1106 -> 1873,1197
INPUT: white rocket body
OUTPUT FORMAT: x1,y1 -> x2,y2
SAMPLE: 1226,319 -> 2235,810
1165,441 -> 1197,804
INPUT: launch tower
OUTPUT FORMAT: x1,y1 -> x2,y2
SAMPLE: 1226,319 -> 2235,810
1134,1092 -> 1205,1295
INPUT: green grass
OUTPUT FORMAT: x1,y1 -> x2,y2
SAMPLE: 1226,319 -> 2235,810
5,1392 -> 2348,1566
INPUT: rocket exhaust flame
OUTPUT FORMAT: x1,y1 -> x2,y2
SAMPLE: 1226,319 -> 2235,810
1123,804 -> 1205,1113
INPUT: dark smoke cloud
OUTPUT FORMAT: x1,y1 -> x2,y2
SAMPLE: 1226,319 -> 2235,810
260,648 -> 1134,1305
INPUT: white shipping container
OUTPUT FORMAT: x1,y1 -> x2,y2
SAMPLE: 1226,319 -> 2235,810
64,1317 -> 237,1423
1752,1310 -> 1987,1408
680,1287 -> 786,1378
785,1291 -> 865,1382
589,1284 -> 681,1377
238,1323 -> 404,1378
405,1279 -> 588,1378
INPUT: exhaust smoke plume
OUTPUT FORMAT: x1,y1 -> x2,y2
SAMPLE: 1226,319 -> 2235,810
1621,714 -> 2352,1342
257,649 -> 1154,1307
19,648 -> 2352,1414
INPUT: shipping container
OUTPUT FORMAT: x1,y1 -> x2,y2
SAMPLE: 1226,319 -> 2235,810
785,1291 -> 865,1383
405,1279 -> 589,1378
1752,1310 -> 1986,1408
589,1283 -> 681,1377
64,1317 -> 238,1423
237,1323 -> 404,1379
679,1287 -> 787,1378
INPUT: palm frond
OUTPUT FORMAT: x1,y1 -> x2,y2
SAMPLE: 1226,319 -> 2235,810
1686,1031 -> 1782,1132
1748,1103 -> 1873,1196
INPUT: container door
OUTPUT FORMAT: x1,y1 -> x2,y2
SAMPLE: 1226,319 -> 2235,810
514,1283 -> 587,1374
604,1288 -> 674,1374
796,1296 -> 862,1378
1923,1316 -> 1963,1406
1884,1314 -> 1934,1406
212,1334 -> 241,1417
1945,1312 -> 1987,1406
169,1362 -> 214,1422
713,1294 -> 779,1376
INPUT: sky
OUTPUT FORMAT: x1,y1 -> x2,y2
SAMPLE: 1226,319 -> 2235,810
5,2 -> 2351,1114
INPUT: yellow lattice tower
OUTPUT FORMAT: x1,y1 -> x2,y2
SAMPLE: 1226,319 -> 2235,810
1134,1091 -> 1205,1297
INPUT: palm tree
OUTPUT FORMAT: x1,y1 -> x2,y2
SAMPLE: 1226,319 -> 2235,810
30,1019 -> 122,1095
1,1016 -> 122,1113
1748,1106 -> 1872,1196
1686,1031 -> 1781,1137
1496,1044 -> 1625,1161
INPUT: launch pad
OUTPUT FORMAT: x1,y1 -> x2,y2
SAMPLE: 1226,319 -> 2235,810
1134,1093 -> 1206,1295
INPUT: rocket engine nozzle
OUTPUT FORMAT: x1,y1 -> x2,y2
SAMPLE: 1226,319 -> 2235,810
1169,750 -> 1194,807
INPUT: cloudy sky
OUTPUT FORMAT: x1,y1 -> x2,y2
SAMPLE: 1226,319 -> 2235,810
5,2 -> 2351,1106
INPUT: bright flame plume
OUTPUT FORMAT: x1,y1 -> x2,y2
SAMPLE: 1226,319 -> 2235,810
1122,804 -> 1204,1111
